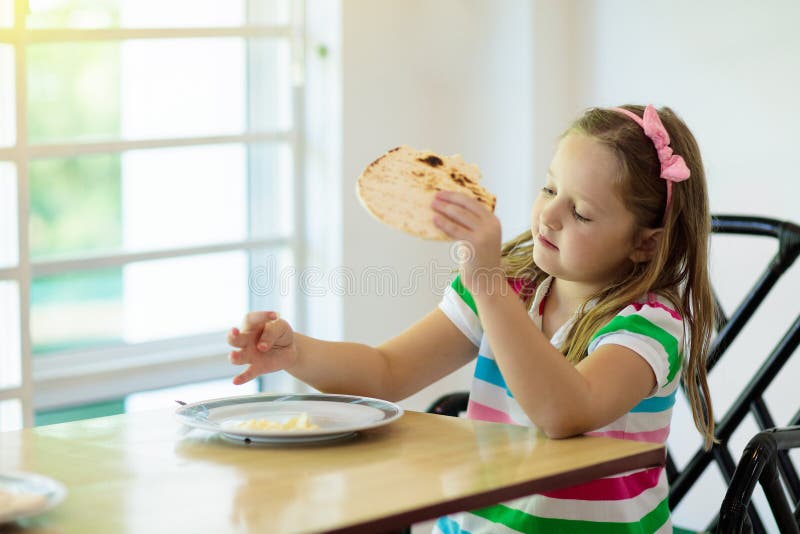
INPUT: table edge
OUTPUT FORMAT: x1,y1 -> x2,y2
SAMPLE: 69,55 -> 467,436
321,444 -> 666,534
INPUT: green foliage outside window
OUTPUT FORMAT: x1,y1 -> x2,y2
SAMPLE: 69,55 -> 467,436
29,154 -> 122,259
35,398 -> 124,426
27,1 -> 124,354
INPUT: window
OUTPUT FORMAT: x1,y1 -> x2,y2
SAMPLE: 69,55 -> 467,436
35,377 -> 259,426
0,0 -> 318,428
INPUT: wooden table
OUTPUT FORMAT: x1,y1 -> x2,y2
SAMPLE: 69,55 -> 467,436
0,409 -> 665,533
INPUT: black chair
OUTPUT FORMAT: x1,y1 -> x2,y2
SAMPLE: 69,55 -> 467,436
719,426 -> 800,533
425,215 -> 800,533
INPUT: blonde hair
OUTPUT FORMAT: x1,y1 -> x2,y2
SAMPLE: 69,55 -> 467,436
502,105 -> 715,449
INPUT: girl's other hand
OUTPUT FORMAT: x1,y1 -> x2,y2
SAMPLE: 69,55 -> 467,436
226,311 -> 298,385
431,190 -> 503,294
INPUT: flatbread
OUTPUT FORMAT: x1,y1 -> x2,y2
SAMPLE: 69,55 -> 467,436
356,145 -> 496,240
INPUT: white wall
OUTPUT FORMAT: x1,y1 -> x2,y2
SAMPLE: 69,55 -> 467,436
338,0 -> 535,410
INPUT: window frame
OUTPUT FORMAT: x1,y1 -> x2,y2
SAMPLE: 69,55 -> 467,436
0,0 -> 311,423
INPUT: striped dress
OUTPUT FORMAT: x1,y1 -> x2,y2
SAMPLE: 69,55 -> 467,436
435,275 -> 684,534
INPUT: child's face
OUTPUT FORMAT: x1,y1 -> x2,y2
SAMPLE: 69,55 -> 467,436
531,133 -> 640,293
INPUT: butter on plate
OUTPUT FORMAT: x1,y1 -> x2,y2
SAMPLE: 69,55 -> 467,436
234,412 -> 318,432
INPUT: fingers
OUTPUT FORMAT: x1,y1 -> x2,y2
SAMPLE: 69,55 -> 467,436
227,326 -> 260,350
433,213 -> 470,240
432,196 -> 481,230
228,349 -> 248,365
228,310 -> 290,386
227,324 -> 285,355
228,311 -> 281,349
241,310 -> 278,332
227,327 -> 247,348
229,349 -> 287,385
233,366 -> 258,385
434,190 -> 488,214
256,318 -> 289,352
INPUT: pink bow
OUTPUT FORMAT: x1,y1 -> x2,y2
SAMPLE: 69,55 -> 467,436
611,104 -> 690,223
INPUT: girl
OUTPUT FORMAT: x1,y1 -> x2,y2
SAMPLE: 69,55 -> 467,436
227,104 -> 715,533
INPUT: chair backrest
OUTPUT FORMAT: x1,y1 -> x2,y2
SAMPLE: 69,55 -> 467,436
666,215 -> 800,533
718,425 -> 800,534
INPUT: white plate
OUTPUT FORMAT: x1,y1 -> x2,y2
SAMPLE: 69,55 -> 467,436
175,393 -> 404,443
0,471 -> 67,524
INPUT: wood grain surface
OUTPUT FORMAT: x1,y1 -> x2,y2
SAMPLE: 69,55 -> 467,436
0,409 -> 664,533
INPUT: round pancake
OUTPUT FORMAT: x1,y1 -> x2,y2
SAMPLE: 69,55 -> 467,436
356,145 -> 496,240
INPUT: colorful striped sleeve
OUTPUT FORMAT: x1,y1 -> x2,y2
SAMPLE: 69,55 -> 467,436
588,296 -> 685,388
437,274 -> 483,347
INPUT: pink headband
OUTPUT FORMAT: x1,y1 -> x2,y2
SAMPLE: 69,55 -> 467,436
611,104 -> 690,224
